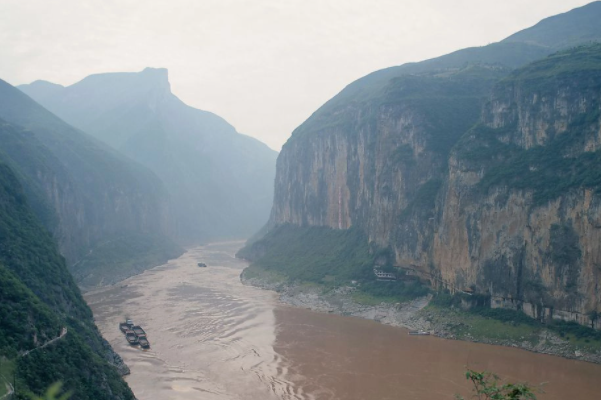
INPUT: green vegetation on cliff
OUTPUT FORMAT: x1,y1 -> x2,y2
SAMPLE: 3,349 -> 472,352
427,293 -> 601,351
238,224 -> 374,284
0,161 -> 134,399
293,64 -> 505,159
239,224 -> 428,304
503,43 -> 601,91
458,45 -> 601,206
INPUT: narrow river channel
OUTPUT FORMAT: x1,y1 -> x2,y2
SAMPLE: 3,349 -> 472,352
85,242 -> 601,400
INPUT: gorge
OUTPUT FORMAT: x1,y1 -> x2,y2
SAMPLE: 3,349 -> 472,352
3,1 -> 601,399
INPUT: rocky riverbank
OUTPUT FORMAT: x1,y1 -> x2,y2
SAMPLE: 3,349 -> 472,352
103,339 -> 131,376
241,272 -> 601,364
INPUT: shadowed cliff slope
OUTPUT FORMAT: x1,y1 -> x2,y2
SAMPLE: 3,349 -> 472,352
0,79 -> 182,285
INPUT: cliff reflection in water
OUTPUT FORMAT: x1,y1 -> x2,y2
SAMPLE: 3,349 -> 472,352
86,242 -> 601,400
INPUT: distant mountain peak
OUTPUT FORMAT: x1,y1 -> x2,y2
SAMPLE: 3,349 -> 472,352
140,67 -> 170,88
142,66 -> 168,76
27,79 -> 65,89
19,79 -> 65,102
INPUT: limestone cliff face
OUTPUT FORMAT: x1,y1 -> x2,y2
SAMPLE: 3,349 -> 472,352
267,45 -> 601,328
434,52 -> 601,325
270,69 -> 496,267
272,104 -> 447,266
39,160 -> 172,265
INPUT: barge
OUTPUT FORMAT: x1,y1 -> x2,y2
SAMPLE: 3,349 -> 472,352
132,325 -> 146,337
125,330 -> 139,345
119,320 -> 150,348
138,335 -> 150,349
119,319 -> 134,333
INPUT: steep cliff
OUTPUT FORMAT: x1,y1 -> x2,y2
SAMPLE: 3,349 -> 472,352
20,68 -> 278,242
0,79 -> 182,285
434,44 -> 601,326
271,66 -> 505,267
0,161 -> 134,399
268,2 -> 601,248
246,3 -> 601,329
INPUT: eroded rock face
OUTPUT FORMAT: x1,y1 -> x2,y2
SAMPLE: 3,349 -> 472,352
271,104 -> 445,265
433,64 -> 601,326
270,68 -> 494,268
268,47 -> 601,329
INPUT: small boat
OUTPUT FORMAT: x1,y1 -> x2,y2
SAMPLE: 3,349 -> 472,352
408,331 -> 431,336
119,319 -> 134,333
132,325 -> 146,337
125,330 -> 139,345
138,335 -> 150,349
197,262 -> 207,268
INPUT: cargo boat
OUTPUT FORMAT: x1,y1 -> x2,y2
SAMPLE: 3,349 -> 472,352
132,325 -> 146,337
119,320 -> 149,348
125,330 -> 139,345
408,331 -> 430,336
138,335 -> 150,349
119,319 -> 134,333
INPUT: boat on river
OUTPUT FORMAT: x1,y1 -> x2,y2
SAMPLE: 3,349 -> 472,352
119,319 -> 134,333
125,330 -> 139,345
408,331 -> 431,336
132,325 -> 146,337
119,320 -> 149,347
138,335 -> 150,349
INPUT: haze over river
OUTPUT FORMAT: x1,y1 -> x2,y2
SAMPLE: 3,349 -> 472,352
85,242 -> 601,400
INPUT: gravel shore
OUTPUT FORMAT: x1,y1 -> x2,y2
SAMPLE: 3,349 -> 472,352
241,272 -> 601,364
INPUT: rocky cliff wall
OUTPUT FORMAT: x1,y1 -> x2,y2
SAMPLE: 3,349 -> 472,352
433,49 -> 601,325
271,70 -> 494,267
266,46 -> 601,328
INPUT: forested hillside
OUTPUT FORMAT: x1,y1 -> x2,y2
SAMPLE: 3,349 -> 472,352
0,161 -> 134,399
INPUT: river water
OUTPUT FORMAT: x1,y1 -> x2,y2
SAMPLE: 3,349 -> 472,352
85,242 -> 601,400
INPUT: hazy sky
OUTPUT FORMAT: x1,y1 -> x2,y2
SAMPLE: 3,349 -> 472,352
0,0 -> 594,150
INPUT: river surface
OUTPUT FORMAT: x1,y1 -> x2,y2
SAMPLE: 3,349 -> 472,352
85,242 -> 601,400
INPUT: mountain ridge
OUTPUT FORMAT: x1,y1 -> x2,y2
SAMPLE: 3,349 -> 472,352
20,68 -> 278,243
0,78 -> 183,286
289,1 -> 601,146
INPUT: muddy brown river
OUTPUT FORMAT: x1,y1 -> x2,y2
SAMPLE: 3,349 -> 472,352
85,242 -> 601,400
